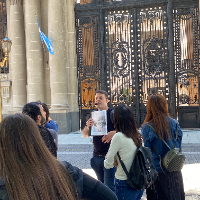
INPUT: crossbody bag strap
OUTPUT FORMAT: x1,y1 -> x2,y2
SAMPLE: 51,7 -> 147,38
117,152 -> 130,178
151,146 -> 166,173
146,123 -> 171,150
174,121 -> 178,148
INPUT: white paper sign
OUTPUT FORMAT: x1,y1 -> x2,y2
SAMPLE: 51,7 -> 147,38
91,110 -> 107,136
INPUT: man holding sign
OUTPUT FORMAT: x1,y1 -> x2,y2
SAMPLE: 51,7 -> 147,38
82,90 -> 116,192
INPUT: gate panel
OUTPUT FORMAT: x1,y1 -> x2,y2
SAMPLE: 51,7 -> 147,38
174,6 -> 200,127
105,10 -> 134,106
76,15 -> 101,128
137,6 -> 169,125
104,5 -> 169,127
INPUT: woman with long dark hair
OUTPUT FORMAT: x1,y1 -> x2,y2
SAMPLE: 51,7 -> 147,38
41,102 -> 59,133
0,114 -> 117,200
104,104 -> 144,200
141,94 -> 185,200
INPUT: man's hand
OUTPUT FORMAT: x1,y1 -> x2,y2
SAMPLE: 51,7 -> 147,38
102,131 -> 116,143
82,118 -> 94,138
86,118 -> 94,128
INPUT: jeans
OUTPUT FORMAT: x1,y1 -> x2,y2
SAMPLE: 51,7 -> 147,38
115,178 -> 144,200
91,155 -> 116,192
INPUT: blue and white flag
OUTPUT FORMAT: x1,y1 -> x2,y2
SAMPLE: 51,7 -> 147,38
36,16 -> 54,55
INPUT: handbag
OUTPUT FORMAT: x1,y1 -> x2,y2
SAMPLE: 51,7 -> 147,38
146,123 -> 186,173
117,146 -> 158,190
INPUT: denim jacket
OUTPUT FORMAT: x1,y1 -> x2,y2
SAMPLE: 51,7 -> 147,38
141,117 -> 183,173
45,120 -> 59,133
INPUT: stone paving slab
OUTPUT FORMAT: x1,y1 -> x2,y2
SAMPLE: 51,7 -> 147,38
182,130 -> 200,144
58,143 -> 200,200
58,129 -> 200,145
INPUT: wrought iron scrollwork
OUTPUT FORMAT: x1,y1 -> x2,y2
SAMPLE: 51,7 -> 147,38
79,16 -> 96,28
76,0 -> 200,129
143,36 -> 165,77
111,39 -> 130,78
140,9 -> 163,24
177,7 -> 194,20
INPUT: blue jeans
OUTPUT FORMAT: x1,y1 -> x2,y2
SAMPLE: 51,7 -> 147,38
115,178 -> 144,200
91,155 -> 116,192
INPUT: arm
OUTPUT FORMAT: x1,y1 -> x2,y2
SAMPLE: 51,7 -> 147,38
141,125 -> 152,149
82,118 -> 94,138
104,133 -> 121,169
45,119 -> 59,133
101,130 -> 116,143
82,172 -> 117,200
47,129 -> 58,148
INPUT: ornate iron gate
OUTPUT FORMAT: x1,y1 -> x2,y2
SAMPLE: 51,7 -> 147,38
75,0 -> 199,129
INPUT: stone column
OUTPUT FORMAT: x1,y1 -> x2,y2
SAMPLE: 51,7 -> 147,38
24,0 -> 44,102
65,0 -> 79,132
48,0 -> 69,133
10,0 -> 27,110
41,0 -> 51,106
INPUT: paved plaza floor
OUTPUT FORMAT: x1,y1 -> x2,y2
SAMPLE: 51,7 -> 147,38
58,129 -> 200,200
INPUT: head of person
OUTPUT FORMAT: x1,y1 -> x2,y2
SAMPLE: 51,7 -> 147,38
143,93 -> 171,140
95,90 -> 109,111
22,102 -> 46,125
41,102 -> 49,121
0,113 -> 78,200
113,104 -> 143,147
36,101 -> 49,121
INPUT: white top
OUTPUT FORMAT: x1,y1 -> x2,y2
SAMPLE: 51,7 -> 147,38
104,132 -> 137,180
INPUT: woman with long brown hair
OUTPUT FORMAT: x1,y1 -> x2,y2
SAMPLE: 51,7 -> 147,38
141,94 -> 185,200
104,104 -> 144,200
0,114 -> 117,200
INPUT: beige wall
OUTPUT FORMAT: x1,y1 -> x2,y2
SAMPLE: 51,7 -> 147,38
2,0 -> 79,133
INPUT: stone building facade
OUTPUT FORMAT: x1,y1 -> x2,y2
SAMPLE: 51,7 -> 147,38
1,0 -> 79,134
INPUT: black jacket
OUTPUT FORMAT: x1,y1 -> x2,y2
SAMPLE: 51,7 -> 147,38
38,125 -> 57,157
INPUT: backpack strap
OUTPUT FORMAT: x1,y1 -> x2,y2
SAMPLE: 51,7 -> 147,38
146,122 -> 178,173
117,152 -> 130,179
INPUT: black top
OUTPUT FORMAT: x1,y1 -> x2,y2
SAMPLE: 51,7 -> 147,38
38,125 -> 57,157
93,108 -> 115,156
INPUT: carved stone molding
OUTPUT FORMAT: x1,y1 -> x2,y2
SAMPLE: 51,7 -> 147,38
1,87 -> 10,103
10,0 -> 23,5
1,80 -> 11,103
0,74 -> 8,80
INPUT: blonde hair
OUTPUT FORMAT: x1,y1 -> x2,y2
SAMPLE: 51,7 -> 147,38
0,114 -> 78,200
